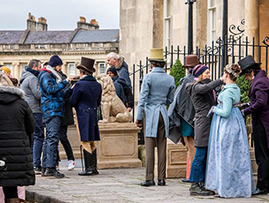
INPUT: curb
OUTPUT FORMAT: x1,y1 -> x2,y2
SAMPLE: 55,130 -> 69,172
26,190 -> 66,203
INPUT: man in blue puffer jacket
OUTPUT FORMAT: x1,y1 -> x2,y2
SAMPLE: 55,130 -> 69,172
38,55 -> 72,178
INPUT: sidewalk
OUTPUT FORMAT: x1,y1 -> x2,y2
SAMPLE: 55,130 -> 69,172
26,160 -> 269,203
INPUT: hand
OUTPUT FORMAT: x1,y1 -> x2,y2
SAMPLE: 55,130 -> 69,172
66,77 -> 73,82
207,106 -> 215,118
135,119 -> 142,127
241,110 -> 245,117
127,107 -> 132,112
240,102 -> 250,108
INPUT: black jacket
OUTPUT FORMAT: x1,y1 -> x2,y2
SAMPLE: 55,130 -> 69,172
0,86 -> 35,187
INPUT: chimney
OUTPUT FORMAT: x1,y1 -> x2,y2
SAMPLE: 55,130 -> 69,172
77,16 -> 99,30
37,17 -> 48,31
27,12 -> 36,31
90,19 -> 99,29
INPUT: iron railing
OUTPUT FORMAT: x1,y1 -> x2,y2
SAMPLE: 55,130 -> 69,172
131,35 -> 269,145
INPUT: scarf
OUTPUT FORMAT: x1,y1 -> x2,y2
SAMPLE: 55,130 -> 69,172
45,65 -> 62,83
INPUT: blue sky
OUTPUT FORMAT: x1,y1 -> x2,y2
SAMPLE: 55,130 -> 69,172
0,0 -> 119,30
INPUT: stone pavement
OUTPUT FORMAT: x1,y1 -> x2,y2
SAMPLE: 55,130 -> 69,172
26,160 -> 269,203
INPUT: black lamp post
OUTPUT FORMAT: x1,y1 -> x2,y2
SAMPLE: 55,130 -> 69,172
186,0 -> 196,54
221,0 -> 228,70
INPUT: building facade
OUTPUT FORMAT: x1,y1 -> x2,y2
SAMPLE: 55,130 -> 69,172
120,0 -> 269,68
0,13 -> 119,79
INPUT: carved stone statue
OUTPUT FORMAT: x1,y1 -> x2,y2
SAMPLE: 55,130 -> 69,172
97,74 -> 132,123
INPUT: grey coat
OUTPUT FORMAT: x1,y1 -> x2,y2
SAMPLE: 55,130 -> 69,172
168,73 -> 195,144
20,70 -> 41,113
186,78 -> 222,147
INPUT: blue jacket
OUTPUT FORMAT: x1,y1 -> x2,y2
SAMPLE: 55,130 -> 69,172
70,75 -> 102,141
136,67 -> 175,138
38,69 -> 71,119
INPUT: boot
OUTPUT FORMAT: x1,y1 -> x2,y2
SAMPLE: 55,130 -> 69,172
189,182 -> 215,196
92,149 -> 99,175
78,149 -> 94,176
5,198 -> 21,203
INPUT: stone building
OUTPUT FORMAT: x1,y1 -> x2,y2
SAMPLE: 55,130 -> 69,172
120,0 -> 269,71
0,13 -> 119,79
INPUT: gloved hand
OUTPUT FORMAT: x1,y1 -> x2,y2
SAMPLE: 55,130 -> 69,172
207,106 -> 215,118
241,109 -> 245,117
240,102 -> 250,108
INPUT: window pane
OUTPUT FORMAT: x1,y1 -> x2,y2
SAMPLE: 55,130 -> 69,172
68,63 -> 75,76
99,63 -> 106,74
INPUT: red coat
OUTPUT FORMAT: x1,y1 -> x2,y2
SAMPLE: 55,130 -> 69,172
244,70 -> 269,148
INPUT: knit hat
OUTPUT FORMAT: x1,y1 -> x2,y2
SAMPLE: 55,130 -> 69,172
107,67 -> 118,76
49,55 -> 63,67
192,64 -> 209,77
1,66 -> 11,75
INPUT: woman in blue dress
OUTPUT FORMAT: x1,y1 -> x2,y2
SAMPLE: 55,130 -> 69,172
205,64 -> 252,198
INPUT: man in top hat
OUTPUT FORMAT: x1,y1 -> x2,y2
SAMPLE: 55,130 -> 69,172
168,55 -> 199,181
70,57 -> 102,176
239,55 -> 269,195
38,55 -> 73,178
136,48 -> 175,186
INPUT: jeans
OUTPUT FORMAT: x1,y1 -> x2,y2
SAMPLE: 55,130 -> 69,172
32,113 -> 44,168
42,116 -> 61,168
189,147 -> 208,183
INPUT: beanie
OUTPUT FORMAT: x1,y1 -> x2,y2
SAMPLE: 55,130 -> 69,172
107,67 -> 118,76
192,64 -> 209,78
49,55 -> 63,67
1,66 -> 11,75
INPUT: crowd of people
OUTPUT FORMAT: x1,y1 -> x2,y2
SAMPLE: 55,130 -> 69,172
0,48 -> 268,201
136,49 -> 269,198
0,52 -> 132,202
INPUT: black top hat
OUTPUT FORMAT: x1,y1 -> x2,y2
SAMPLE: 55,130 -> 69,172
77,57 -> 96,73
238,55 -> 261,74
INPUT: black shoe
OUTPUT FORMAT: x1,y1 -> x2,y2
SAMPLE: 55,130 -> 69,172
158,179 -> 166,186
190,182 -> 215,196
78,168 -> 94,176
141,180 -> 155,187
34,167 -> 42,175
252,188 -> 268,195
182,178 -> 190,183
43,168 -> 65,178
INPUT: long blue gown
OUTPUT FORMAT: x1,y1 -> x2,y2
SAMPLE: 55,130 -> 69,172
205,84 -> 252,198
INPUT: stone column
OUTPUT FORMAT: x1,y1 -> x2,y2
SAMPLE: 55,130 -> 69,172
152,0 -> 163,48
12,62 -> 19,79
195,0 -> 208,49
245,0 -> 259,60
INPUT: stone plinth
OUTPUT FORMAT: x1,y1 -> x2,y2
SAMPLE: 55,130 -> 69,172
154,139 -> 187,179
166,140 -> 187,178
97,122 -> 142,169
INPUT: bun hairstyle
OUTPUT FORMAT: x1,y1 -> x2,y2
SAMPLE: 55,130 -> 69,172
224,63 -> 242,81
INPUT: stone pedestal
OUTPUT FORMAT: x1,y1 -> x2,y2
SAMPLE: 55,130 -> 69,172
154,139 -> 187,179
97,122 -> 142,169
166,140 -> 187,178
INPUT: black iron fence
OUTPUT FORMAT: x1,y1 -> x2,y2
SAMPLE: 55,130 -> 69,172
131,35 -> 269,145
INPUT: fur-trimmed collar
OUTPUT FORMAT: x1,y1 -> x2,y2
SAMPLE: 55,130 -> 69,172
0,85 -> 24,99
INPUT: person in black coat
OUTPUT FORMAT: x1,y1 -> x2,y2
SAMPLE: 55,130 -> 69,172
107,67 -> 134,111
70,57 -> 102,176
0,72 -> 35,202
